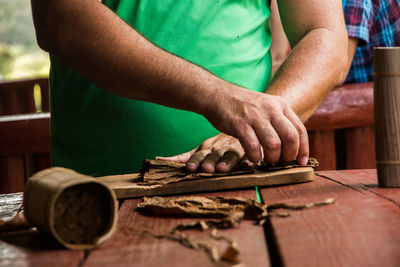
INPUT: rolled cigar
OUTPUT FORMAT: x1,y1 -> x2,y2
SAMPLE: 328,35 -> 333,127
373,47 -> 400,187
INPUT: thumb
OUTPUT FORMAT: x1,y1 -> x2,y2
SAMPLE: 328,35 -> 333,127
156,148 -> 197,163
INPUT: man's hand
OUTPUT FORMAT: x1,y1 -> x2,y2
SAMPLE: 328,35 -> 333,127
158,133 -> 246,173
159,89 -> 309,173
204,86 -> 309,166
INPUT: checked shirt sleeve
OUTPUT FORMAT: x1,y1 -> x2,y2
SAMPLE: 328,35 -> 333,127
342,0 -> 372,45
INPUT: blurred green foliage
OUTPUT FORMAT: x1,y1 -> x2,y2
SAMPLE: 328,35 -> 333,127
0,0 -> 49,81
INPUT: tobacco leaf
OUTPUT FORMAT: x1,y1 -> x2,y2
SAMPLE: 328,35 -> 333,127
133,195 -> 335,265
267,197 -> 335,211
136,196 -> 267,223
137,158 -> 319,186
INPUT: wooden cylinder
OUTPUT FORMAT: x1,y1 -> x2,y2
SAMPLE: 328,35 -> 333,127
23,167 -> 118,249
374,47 -> 400,187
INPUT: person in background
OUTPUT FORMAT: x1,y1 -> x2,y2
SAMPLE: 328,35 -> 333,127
270,0 -> 400,84
342,0 -> 400,84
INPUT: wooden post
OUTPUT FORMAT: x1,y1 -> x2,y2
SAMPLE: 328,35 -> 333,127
374,47 -> 400,187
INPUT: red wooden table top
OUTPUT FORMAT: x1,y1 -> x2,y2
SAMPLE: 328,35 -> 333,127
1,169 -> 400,267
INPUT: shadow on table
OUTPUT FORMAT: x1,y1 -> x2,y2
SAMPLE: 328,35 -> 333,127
0,229 -> 64,251
363,184 -> 379,188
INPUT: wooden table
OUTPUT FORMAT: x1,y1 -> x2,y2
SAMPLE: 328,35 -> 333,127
1,169 -> 400,266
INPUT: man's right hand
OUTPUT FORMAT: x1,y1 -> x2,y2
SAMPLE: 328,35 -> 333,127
203,85 -> 309,165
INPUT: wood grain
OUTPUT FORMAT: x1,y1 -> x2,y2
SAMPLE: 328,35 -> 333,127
374,47 -> 400,187
317,169 -> 400,206
305,82 -> 373,131
308,130 -> 336,170
0,113 -> 50,157
83,190 -> 270,267
98,167 -> 315,199
0,193 -> 23,221
0,193 -> 84,267
259,170 -> 400,267
0,113 -> 51,194
0,78 -> 49,115
0,157 -> 25,194
346,126 -> 376,169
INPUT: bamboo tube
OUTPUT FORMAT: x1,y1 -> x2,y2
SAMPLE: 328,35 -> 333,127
374,47 -> 400,187
23,167 -> 118,249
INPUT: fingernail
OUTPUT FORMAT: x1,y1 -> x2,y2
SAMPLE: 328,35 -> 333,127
300,157 -> 308,165
216,162 -> 229,173
186,162 -> 197,171
201,163 -> 215,173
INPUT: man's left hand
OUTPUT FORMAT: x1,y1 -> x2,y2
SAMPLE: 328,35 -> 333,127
157,133 -> 247,173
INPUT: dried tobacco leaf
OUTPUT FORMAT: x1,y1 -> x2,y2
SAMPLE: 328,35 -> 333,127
137,158 -> 319,187
220,244 -> 241,265
136,196 -> 267,223
132,194 -> 335,265
267,197 -> 335,211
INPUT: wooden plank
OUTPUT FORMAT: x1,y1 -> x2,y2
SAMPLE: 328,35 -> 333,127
0,157 -> 25,194
0,113 -> 50,156
259,170 -> 400,267
0,193 -> 84,267
305,82 -> 373,131
98,167 -> 315,199
0,78 -> 48,92
0,193 -> 23,221
346,126 -> 376,169
317,169 -> 400,207
308,130 -> 336,170
83,189 -> 270,267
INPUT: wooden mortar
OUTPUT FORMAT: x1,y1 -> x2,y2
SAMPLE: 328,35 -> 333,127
23,167 -> 118,249
374,47 -> 400,187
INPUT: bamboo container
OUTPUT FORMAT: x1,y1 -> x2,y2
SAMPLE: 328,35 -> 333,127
374,47 -> 400,187
23,167 -> 118,249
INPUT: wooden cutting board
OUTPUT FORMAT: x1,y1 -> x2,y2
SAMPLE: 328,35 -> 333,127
97,159 -> 317,199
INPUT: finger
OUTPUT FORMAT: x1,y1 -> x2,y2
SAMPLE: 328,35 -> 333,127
253,121 -> 281,164
156,148 -> 197,163
271,116 -> 299,163
216,149 -> 244,173
240,156 -> 255,167
200,149 -> 225,173
285,110 -> 309,165
186,149 -> 212,172
234,125 -> 262,162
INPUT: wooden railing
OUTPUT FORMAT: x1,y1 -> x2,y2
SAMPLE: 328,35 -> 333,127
306,82 -> 374,170
0,79 -> 375,193
0,78 -> 50,193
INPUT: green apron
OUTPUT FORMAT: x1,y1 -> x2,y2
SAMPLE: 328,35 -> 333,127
50,0 -> 272,176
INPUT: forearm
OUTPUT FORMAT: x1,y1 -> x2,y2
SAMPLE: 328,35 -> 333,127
268,28 -> 348,122
31,0 -> 224,115
269,0 -> 348,122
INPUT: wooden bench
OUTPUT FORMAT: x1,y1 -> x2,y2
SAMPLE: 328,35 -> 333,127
0,79 -> 375,193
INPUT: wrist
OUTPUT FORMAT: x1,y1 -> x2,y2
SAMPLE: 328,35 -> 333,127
191,75 -> 230,117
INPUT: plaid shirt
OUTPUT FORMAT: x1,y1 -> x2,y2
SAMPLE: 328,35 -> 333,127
343,0 -> 400,83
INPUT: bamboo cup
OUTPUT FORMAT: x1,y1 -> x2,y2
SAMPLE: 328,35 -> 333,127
374,47 -> 400,187
23,167 -> 118,249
